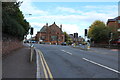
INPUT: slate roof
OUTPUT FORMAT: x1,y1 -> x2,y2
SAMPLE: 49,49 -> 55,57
107,16 -> 120,24
40,26 -> 47,32
40,22 -> 63,33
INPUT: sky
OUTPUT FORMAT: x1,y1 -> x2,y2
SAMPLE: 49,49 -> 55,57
19,0 -> 119,39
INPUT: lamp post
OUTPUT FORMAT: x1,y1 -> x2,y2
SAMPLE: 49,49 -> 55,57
23,13 -> 32,41
24,14 -> 34,62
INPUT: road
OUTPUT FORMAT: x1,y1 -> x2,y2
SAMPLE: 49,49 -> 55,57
34,44 -> 119,78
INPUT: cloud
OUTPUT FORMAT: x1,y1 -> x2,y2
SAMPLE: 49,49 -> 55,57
57,7 -> 83,14
26,9 -> 117,23
84,5 -> 118,10
62,24 -> 85,36
24,6 -> 117,24
19,0 -> 48,16
19,2 -> 117,24
18,0 -> 119,2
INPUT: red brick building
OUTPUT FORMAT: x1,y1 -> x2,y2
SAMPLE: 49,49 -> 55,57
107,16 -> 120,38
35,22 -> 65,44
107,16 -> 120,32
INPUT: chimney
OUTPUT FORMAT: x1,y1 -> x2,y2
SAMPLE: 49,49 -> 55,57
46,23 -> 48,26
60,24 -> 62,30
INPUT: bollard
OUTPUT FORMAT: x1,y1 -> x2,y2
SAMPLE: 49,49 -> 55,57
87,42 -> 90,50
87,45 -> 90,50
30,45 -> 34,62
73,43 -> 76,47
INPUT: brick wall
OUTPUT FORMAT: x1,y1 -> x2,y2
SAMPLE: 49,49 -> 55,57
2,35 -> 23,54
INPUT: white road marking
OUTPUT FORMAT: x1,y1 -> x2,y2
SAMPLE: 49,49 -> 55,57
82,58 -> 120,74
61,50 -> 72,55
66,52 -> 72,55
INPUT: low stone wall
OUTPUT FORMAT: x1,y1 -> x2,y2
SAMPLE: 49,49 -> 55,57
2,35 -> 23,54
91,44 -> 119,49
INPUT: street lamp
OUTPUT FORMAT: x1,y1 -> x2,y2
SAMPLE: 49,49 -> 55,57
25,14 -> 32,16
23,14 -> 32,40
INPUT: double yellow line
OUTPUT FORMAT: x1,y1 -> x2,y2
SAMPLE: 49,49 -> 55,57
38,50 -> 54,80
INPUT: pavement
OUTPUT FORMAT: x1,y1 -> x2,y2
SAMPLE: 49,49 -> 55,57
2,45 -> 36,79
74,45 -> 119,54
34,44 -> 119,78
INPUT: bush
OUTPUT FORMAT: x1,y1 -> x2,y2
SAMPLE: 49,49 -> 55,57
2,2 -> 30,40
2,11 -> 25,40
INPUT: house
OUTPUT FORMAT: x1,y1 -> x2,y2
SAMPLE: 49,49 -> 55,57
107,16 -> 120,32
35,22 -> 65,44
69,33 -> 84,44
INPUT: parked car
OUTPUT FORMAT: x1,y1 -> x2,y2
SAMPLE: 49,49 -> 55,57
61,42 -> 67,46
81,41 -> 87,45
31,41 -> 36,43
111,38 -> 120,44
24,40 -> 30,43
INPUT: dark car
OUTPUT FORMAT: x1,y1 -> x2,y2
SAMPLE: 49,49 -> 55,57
111,38 -> 120,44
61,42 -> 67,46
31,41 -> 36,43
24,40 -> 30,43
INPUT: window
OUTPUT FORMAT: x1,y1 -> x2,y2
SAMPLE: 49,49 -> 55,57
51,36 -> 57,41
41,36 -> 46,40
58,39 -> 61,41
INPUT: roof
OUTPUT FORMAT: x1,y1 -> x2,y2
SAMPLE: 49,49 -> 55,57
114,16 -> 120,20
39,22 -> 63,33
40,26 -> 47,32
49,22 -> 59,27
107,18 -> 117,22
107,16 -> 120,24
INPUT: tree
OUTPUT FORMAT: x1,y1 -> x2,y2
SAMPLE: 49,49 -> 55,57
63,32 -> 72,44
88,20 -> 111,43
2,2 -> 30,40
